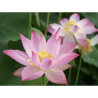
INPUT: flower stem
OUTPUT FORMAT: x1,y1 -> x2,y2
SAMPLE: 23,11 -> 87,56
45,12 -> 50,38
57,12 -> 62,24
29,12 -> 32,27
75,55 -> 82,85
42,74 -> 45,86
35,12 -> 40,27
68,67 -> 72,85
68,49 -> 77,85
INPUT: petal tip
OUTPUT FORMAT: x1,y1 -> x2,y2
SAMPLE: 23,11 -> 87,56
2,50 -> 4,53
19,33 -> 21,36
2,50 -> 7,54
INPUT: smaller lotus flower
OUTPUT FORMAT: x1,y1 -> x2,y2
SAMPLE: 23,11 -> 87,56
47,13 -> 98,48
2,29 -> 79,85
76,34 -> 98,54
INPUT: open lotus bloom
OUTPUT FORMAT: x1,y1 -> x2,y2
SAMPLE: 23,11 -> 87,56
76,34 -> 98,54
47,13 -> 98,48
2,29 -> 79,85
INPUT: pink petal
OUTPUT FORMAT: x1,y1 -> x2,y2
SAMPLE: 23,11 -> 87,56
70,25 -> 79,33
45,69 -> 68,85
21,66 -> 43,81
58,64 -> 72,71
57,42 -> 78,57
60,28 -> 67,37
47,26 -> 55,34
62,34 -> 75,43
53,52 -> 79,68
69,13 -> 80,22
85,21 -> 94,26
39,33 -> 47,52
50,23 -> 61,29
60,18 -> 69,26
32,52 -> 40,67
31,31 -> 41,52
47,28 -> 60,54
77,39 -> 88,48
2,50 -> 31,66
13,67 -> 25,76
19,33 -> 36,58
74,33 -> 88,48
76,18 -> 89,27
54,37 -> 62,59
40,58 -> 53,70
91,34 -> 98,46
80,26 -> 98,34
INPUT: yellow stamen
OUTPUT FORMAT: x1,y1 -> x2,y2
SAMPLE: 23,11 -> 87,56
78,38 -> 93,54
39,51 -> 49,58
63,21 -> 75,34
69,21 -> 75,26
28,59 -> 36,67
38,51 -> 53,62
28,51 -> 54,66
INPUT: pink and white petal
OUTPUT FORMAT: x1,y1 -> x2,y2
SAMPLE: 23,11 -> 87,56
62,34 -> 75,43
60,28 -> 67,37
31,31 -> 41,52
60,18 -> 69,26
19,33 -> 36,58
80,26 -> 98,34
47,26 -> 55,34
50,23 -> 62,29
91,34 -> 98,46
74,33 -> 88,48
40,58 -> 53,70
77,39 -> 88,48
54,37 -> 62,59
76,18 -> 89,27
70,25 -> 79,33
32,52 -> 40,67
57,42 -> 78,57
39,33 -> 47,52
13,67 -> 25,76
85,21 -> 94,26
69,13 -> 80,22
2,50 -> 31,66
58,64 -> 72,71
45,69 -> 68,85
47,28 -> 60,53
24,70 -> 44,81
53,52 -> 79,68
21,66 -> 41,81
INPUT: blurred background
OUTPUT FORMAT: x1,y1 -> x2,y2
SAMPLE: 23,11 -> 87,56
0,12 -> 98,85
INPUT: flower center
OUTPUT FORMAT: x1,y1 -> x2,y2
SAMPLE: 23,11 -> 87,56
63,20 -> 75,34
78,38 -> 93,54
69,21 -> 75,26
38,51 -> 54,62
39,51 -> 49,58
28,51 -> 54,66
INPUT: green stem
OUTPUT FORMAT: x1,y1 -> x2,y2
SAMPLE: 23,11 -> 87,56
42,74 -> 45,85
68,49 -> 77,85
75,55 -> 82,85
29,12 -> 32,27
35,12 -> 40,27
68,67 -> 72,85
45,12 -> 50,38
57,12 -> 62,24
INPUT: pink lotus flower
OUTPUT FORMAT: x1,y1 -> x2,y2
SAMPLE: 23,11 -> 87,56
47,13 -> 98,48
2,29 -> 79,85
76,34 -> 98,54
